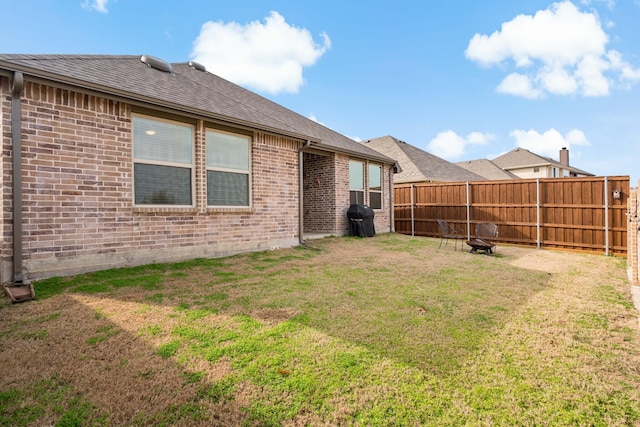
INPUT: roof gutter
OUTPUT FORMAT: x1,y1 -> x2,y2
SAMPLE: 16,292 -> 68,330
4,71 -> 34,302
298,140 -> 312,244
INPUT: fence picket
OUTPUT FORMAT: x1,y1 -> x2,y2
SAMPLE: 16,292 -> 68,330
394,176 -> 629,255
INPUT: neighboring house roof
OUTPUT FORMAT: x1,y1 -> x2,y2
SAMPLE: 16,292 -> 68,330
362,136 -> 486,182
492,147 -> 593,176
456,159 -> 520,180
0,54 -> 394,165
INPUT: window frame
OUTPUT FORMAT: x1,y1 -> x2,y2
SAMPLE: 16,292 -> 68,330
368,163 -> 383,210
349,160 -> 365,205
132,114 -> 195,207
205,128 -> 252,208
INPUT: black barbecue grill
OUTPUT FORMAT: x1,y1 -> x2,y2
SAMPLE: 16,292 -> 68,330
347,204 -> 375,237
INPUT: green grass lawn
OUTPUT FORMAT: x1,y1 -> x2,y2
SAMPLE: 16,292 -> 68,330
1,233 -> 639,426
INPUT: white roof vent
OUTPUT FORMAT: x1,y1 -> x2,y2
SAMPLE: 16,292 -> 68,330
140,55 -> 173,73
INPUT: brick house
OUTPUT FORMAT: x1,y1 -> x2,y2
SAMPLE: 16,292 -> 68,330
0,54 -> 396,285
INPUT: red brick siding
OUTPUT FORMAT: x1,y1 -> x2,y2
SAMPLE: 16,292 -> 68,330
303,152 -> 337,233
374,163 -> 393,233
335,153 -> 351,234
1,79 -> 301,281
336,154 -> 393,235
1,76 -> 394,282
303,152 -> 393,235
0,78 -> 6,284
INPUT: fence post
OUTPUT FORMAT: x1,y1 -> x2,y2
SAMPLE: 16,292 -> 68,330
536,179 -> 541,250
410,184 -> 415,237
604,176 -> 610,256
466,181 -> 471,239
628,186 -> 639,282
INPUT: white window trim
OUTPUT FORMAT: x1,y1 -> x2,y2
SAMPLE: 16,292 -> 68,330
205,128 -> 252,208
368,163 -> 383,210
349,160 -> 365,205
350,160 -> 385,209
132,114 -> 196,208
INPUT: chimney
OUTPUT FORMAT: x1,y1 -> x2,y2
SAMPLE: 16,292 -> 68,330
559,147 -> 569,166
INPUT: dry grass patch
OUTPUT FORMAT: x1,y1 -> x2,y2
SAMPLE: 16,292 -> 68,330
1,234 -> 639,425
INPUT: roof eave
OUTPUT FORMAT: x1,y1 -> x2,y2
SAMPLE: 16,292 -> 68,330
312,141 -> 397,165
0,61 -> 321,144
501,162 -> 553,170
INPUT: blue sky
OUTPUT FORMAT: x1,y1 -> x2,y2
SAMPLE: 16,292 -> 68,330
2,0 -> 639,184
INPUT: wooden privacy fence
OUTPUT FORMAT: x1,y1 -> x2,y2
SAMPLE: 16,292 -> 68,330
628,187 -> 639,281
394,176 -> 630,255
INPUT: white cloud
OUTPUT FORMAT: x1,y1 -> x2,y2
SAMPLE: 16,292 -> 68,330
509,128 -> 590,158
540,67 -> 579,94
427,130 -> 495,159
191,11 -> 331,94
465,1 -> 640,98
580,0 -> 616,9
497,73 -> 543,99
566,129 -> 590,146
81,0 -> 109,13
608,50 -> 640,84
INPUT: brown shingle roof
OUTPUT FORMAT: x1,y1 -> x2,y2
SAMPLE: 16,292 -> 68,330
456,159 -> 520,180
492,147 -> 593,176
362,136 -> 485,182
492,147 -> 555,169
0,54 -> 394,164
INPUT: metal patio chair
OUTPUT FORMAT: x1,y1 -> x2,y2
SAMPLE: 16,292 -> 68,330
437,219 -> 465,251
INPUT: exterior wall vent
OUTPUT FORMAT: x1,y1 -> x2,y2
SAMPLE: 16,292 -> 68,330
140,55 -> 173,73
188,61 -> 206,72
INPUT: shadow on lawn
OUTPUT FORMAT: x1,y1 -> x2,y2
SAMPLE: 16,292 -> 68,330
0,293 -> 259,426
0,237 -> 559,425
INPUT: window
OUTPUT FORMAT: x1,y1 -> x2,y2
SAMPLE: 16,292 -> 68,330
533,167 -> 540,173
368,164 -> 382,209
133,115 -> 194,205
350,161 -> 383,208
349,160 -> 365,204
206,130 -> 251,206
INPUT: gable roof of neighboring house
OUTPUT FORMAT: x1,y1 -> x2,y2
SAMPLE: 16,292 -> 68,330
492,147 -> 593,176
455,159 -> 520,180
362,136 -> 486,183
0,54 -> 394,164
